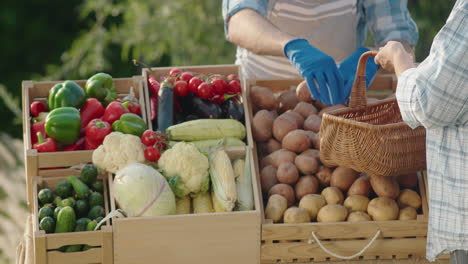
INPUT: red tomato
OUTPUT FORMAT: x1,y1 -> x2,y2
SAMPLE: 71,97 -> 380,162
30,101 -> 47,117
169,68 -> 182,77
141,130 -> 157,146
188,77 -> 203,94
227,80 -> 241,94
144,146 -> 161,162
180,72 -> 194,82
211,78 -> 228,96
227,74 -> 238,81
197,83 -> 214,99
174,81 -> 189,97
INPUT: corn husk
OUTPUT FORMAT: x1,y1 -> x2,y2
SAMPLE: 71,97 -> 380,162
193,192 -> 214,214
234,152 -> 254,211
176,196 -> 191,215
209,149 -> 237,212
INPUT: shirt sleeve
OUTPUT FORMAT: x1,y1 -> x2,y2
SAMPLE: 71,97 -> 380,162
396,1 -> 468,129
363,0 -> 419,47
222,0 -> 268,39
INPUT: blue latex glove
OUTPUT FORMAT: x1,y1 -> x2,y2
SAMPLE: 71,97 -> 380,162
339,47 -> 379,102
284,39 -> 344,106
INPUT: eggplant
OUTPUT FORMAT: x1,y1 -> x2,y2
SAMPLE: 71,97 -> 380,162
157,80 -> 174,132
188,96 -> 222,119
222,96 -> 244,122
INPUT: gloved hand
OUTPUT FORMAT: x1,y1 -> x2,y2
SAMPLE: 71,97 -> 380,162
284,38 -> 344,105
339,47 -> 379,102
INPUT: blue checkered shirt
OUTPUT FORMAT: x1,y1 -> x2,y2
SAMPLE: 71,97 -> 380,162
396,0 -> 468,260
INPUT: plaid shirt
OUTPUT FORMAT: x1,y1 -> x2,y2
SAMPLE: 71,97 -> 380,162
396,0 -> 468,260
222,0 -> 419,47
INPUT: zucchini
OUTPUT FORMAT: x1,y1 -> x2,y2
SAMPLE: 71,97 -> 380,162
168,137 -> 246,150
67,175 -> 90,199
55,206 -> 76,233
166,119 -> 246,141
157,80 -> 174,132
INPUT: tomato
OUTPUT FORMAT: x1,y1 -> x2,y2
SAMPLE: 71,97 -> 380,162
211,78 -> 228,95
169,68 -> 182,77
144,146 -> 161,162
227,74 -> 238,81
227,80 -> 241,94
188,77 -> 203,94
174,80 -> 189,97
180,72 -> 194,83
153,132 -> 167,150
197,83 -> 214,99
141,130 -> 157,146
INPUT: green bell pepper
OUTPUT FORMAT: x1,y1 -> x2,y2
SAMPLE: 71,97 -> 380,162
85,73 -> 117,106
112,113 -> 148,137
45,107 -> 81,145
48,81 -> 86,110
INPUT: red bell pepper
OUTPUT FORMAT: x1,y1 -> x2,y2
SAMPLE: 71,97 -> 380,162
147,75 -> 160,96
30,101 -> 47,117
80,98 -> 105,128
102,101 -> 129,125
85,137 -> 101,150
33,132 -> 58,152
126,102 -> 141,116
62,137 -> 85,151
31,121 -> 46,145
150,96 -> 157,121
85,119 -> 112,146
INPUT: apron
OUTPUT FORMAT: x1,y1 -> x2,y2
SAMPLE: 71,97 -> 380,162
236,0 -> 359,80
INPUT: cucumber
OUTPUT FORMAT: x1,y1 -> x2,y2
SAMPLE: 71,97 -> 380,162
60,197 -> 75,208
75,217 -> 91,232
88,192 -> 104,208
157,80 -> 174,132
55,206 -> 76,233
88,205 -> 105,220
65,244 -> 82,252
39,216 -> 55,234
166,119 -> 246,141
91,180 -> 104,193
67,175 -> 90,199
54,206 -> 62,220
74,199 -> 89,218
95,216 -> 104,223
42,203 -> 55,209
53,196 -> 62,207
86,220 -> 98,231
38,207 -> 54,221
38,188 -> 54,205
80,164 -> 98,185
55,181 -> 73,198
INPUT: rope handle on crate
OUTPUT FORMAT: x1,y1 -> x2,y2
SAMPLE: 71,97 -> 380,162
308,229 -> 381,260
349,51 -> 378,109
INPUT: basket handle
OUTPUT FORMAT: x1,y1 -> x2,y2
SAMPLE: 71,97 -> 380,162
349,51 -> 378,109
308,230 -> 381,260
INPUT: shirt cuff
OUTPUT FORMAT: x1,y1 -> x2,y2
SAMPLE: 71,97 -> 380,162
223,1 -> 268,39
396,68 -> 421,129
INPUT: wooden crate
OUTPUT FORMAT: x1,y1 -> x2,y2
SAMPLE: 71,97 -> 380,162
22,76 -> 147,207
32,169 -> 113,264
108,146 -> 262,264
243,78 -> 431,263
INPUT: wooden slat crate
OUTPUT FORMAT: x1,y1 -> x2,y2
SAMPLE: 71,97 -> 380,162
32,169 -> 113,264
22,76 -> 148,208
243,77 -> 432,263
108,146 -> 261,264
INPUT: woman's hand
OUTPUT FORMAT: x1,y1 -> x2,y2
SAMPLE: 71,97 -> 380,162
375,41 -> 415,76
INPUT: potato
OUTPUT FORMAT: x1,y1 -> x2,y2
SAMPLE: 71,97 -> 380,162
304,130 -> 317,144
260,165 -> 278,193
321,187 -> 344,205
293,102 -> 318,118
252,110 -> 276,142
284,207 -> 311,223
299,194 -> 326,220
261,149 -> 297,168
295,155 -> 319,175
347,211 -> 372,222
370,175 -> 400,199
273,114 -> 298,141
397,173 -> 418,189
367,197 -> 399,221
295,175 -> 319,200
278,90 -> 299,113
303,115 -> 322,133
265,139 -> 282,155
265,194 -> 288,223
250,86 -> 278,110
316,166 -> 333,186
347,175 -> 371,197
268,184 -> 295,207
344,195 -> 370,212
312,131 -> 320,150
317,204 -> 348,222
397,189 -> 422,209
301,149 -> 320,159
285,111 -> 304,128
282,130 -> 311,153
330,167 -> 359,192
318,104 -> 346,117
296,80 -> 313,103
399,206 -> 417,220
277,162 -> 299,185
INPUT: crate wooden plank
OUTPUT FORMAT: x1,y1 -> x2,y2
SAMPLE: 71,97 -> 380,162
48,248 -> 101,264
46,232 -> 105,249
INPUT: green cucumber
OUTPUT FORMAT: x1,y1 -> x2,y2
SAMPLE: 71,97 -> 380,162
38,207 -> 54,221
91,180 -> 104,193
55,181 -> 73,198
54,206 -> 62,220
60,197 -> 75,208
38,188 -> 54,205
42,203 -> 55,209
80,164 -> 98,185
67,175 -> 90,199
39,216 -> 55,234
55,206 -> 76,233
65,244 -> 82,252
88,205 -> 105,220
88,192 -> 104,208
53,196 -> 62,207
75,217 -> 91,232
86,220 -> 98,231
74,199 -> 89,218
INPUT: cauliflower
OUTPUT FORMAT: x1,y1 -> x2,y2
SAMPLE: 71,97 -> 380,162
157,142 -> 210,199
92,132 -> 146,173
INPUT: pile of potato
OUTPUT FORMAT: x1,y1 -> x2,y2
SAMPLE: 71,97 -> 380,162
250,82 -> 422,224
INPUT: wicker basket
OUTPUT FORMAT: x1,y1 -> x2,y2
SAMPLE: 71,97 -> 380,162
319,51 -> 426,176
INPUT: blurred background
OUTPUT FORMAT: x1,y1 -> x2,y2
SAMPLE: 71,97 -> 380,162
0,0 -> 456,262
